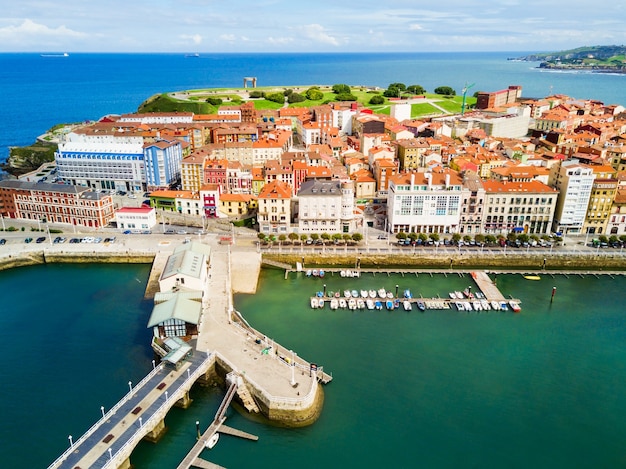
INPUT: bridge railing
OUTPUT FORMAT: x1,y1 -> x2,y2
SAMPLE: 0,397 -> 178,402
47,362 -> 166,469
100,353 -> 214,469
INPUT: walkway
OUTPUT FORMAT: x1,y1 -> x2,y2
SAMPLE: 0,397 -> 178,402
48,352 -> 213,469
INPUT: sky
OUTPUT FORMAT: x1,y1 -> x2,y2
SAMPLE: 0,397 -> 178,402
1,0 -> 625,53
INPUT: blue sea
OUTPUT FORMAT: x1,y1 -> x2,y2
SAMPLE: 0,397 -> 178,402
2,52 -> 626,468
1,51 -> 625,163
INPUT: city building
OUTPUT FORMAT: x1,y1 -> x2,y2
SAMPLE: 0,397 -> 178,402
583,164 -> 618,235
550,160 -> 595,234
0,180 -> 115,228
386,170 -> 465,234
297,180 -> 355,234
144,140 -> 183,190
116,206 -> 157,232
481,180 -> 558,235
257,180 -> 292,235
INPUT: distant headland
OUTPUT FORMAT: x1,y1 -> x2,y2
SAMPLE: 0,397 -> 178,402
511,45 -> 626,74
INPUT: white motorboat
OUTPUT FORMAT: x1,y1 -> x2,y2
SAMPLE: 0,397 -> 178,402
330,298 -> 339,310
206,432 -> 219,449
403,300 -> 412,311
491,300 -> 501,310
339,298 -> 347,309
348,298 -> 357,310
455,301 -> 465,310
310,298 -> 319,309
366,299 -> 375,310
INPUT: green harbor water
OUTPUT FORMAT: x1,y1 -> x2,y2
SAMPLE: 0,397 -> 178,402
2,264 -> 626,468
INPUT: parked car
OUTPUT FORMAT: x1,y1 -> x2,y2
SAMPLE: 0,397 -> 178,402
0,238 -> 6,245
36,237 -> 46,243
123,230 -> 132,234
165,229 -> 175,234
25,237 -> 33,243
176,229 -> 187,235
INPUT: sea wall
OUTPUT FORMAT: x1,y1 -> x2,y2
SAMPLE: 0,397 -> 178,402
265,252 -> 626,271
213,354 -> 323,427
0,250 -> 155,272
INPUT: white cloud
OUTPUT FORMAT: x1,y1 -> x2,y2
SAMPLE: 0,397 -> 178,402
0,18 -> 86,40
409,23 -> 423,30
180,33 -> 203,45
301,24 -> 339,46
219,34 -> 237,42
267,36 -> 294,45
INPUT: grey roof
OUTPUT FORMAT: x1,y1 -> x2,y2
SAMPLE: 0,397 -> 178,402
297,179 -> 341,197
0,180 -> 109,200
154,290 -> 203,304
160,249 -> 206,281
174,241 -> 212,257
147,293 -> 202,327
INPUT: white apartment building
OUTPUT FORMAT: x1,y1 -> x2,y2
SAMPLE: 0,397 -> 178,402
550,160 -> 595,234
387,170 -> 465,234
297,180 -> 355,234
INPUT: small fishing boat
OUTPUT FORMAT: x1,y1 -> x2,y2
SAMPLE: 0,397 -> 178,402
351,290 -> 359,298
344,290 -> 351,298
319,270 -> 325,278
360,290 -> 368,298
318,299 -> 325,309
524,275 -> 541,280
378,288 -> 387,298
481,299 -> 491,310
366,299 -> 375,310
334,291 -> 341,298
403,289 -> 412,299
375,300 -> 383,310
455,301 -> 465,311
316,291 -> 323,297
310,297 -> 319,309
403,300 -> 412,311
386,291 -> 394,299
449,292 -> 457,299
417,300 -> 426,312
455,291 -> 464,299
340,270 -> 346,277
386,300 -> 394,310
330,298 -> 339,310
357,299 -> 366,309
312,269 -> 319,277
491,300 -> 501,311
306,270 -> 312,277
348,298 -> 357,310
473,300 -> 482,311
465,301 -> 473,311
339,298 -> 347,309
500,301 -> 509,311
369,289 -> 377,298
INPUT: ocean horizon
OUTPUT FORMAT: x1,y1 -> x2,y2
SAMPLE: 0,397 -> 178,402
1,51 -> 625,165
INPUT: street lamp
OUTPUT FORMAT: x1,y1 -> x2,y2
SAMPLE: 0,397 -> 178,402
290,350 -> 296,386
139,417 -> 143,428
128,381 -> 132,394
152,359 -> 156,369
101,406 -> 105,418
68,435 -> 73,448
108,448 -> 113,460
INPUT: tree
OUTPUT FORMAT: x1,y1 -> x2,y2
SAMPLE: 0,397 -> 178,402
288,232 -> 299,243
463,234 -> 472,243
342,233 -> 352,243
283,89 -> 293,96
287,93 -> 306,103
434,86 -> 456,96
429,233 -> 440,242
206,97 -> 223,105
406,84 -> 425,95
419,233 -> 428,243
335,93 -> 357,101
485,234 -> 496,245
388,82 -> 407,91
265,92 -> 285,104
257,232 -> 266,241
332,84 -> 351,94
396,231 -> 408,240
451,233 -> 461,244
408,232 -> 418,241
300,233 -> 308,243
310,233 -> 319,241
474,234 -> 485,245
249,90 -> 265,98
278,234 -> 287,243
332,233 -> 343,242
352,233 -> 363,242
306,88 -> 324,100
321,232 -> 331,241
369,95 -> 385,105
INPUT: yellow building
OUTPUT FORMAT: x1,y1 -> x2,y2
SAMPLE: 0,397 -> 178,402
583,164 -> 617,235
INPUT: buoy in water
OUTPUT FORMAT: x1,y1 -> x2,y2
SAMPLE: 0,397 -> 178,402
206,432 -> 220,449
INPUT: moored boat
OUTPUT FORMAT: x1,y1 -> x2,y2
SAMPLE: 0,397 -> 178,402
403,300 -> 412,311
509,300 -> 521,313
318,299 -> 325,309
205,432 -> 219,449
351,290 -> 359,299
375,300 -> 383,310
491,300 -> 501,310
500,301 -> 509,311
339,298 -> 347,309
404,289 -> 412,299
378,288 -> 387,298
360,290 -> 368,298
449,292 -> 457,299
330,298 -> 339,310
386,300 -> 394,310
368,289 -> 377,298
348,298 -> 357,310
310,297 -> 319,309
366,299 -> 375,310
455,301 -> 465,311
417,300 -> 426,311
357,299 -> 366,309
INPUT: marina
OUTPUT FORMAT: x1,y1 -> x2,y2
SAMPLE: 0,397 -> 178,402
308,270 -> 521,312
